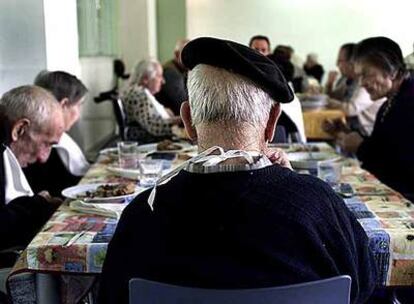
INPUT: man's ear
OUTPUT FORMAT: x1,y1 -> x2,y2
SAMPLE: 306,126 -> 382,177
180,101 -> 197,140
265,103 -> 281,143
59,97 -> 70,108
11,118 -> 30,142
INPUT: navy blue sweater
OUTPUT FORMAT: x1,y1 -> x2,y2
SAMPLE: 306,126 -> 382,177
99,165 -> 376,304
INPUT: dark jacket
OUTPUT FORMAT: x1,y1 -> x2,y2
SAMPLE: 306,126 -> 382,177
357,76 -> 414,201
24,149 -> 81,198
155,59 -> 188,116
0,144 -> 57,251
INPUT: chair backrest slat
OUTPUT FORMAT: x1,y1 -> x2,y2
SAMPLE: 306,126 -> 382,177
129,276 -> 351,304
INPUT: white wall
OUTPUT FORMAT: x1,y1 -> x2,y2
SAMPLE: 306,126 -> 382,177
119,0 -> 158,72
186,0 -> 414,81
78,57 -> 116,156
0,0 -> 47,95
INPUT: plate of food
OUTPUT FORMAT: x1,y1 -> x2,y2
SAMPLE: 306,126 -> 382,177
62,183 -> 144,203
137,140 -> 194,154
287,152 -> 341,170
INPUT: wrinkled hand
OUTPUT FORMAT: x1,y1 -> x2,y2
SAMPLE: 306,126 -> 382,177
38,191 -> 63,207
336,131 -> 363,154
266,149 -> 293,170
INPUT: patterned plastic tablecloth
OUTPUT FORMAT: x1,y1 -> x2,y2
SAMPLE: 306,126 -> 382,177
341,164 -> 414,286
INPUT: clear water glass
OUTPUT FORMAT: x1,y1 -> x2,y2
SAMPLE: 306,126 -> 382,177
317,159 -> 343,184
139,159 -> 164,187
117,141 -> 138,169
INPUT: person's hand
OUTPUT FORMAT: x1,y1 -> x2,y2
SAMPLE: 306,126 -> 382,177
170,116 -> 183,125
327,71 -> 338,85
165,108 -> 175,117
322,117 -> 349,136
336,131 -> 363,154
38,191 -> 63,207
266,149 -> 293,170
326,98 -> 342,109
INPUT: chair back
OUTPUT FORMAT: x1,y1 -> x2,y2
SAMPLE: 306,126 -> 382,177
129,275 -> 351,304
113,97 -> 128,140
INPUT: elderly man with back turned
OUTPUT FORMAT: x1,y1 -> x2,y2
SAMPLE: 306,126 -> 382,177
99,38 -> 376,304
0,86 -> 64,252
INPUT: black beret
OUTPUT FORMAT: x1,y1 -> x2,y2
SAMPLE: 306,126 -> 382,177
181,37 -> 294,103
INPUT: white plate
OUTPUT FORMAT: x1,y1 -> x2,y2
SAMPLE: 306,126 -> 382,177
99,147 -> 118,155
287,152 -> 341,170
107,167 -> 141,180
62,183 -> 145,203
100,142 -> 196,155
107,165 -> 174,181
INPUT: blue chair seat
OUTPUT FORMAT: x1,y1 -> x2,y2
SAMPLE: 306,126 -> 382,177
129,275 -> 351,304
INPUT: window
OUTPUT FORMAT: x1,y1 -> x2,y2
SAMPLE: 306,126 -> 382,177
77,0 -> 118,56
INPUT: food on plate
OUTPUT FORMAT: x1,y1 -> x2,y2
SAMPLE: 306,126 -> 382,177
77,183 -> 136,199
156,140 -> 182,151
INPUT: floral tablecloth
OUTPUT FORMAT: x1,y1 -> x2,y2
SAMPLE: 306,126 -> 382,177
7,143 -> 414,303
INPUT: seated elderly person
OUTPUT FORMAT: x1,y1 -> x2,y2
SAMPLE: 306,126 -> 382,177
336,37 -> 414,201
324,43 -> 385,136
122,59 -> 182,143
155,39 -> 189,115
248,35 -> 271,56
98,38 -> 376,304
304,53 -> 324,84
0,86 -> 63,252
23,71 -> 89,197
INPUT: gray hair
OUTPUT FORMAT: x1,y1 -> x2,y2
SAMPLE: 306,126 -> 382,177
187,64 -> 274,128
128,59 -> 160,87
0,85 -> 60,133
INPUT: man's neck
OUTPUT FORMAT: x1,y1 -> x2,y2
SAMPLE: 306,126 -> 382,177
195,123 -> 268,154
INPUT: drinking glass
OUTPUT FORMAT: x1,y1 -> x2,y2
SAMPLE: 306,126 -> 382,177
117,141 -> 138,169
139,159 -> 164,187
317,159 -> 343,184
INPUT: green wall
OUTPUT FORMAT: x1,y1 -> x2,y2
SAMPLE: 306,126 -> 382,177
156,0 -> 186,64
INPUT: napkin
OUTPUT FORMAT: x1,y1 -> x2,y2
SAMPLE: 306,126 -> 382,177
55,133 -> 90,176
69,200 -> 127,219
3,146 -> 34,204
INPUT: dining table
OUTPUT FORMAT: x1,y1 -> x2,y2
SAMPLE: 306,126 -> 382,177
302,108 -> 345,140
6,142 -> 414,303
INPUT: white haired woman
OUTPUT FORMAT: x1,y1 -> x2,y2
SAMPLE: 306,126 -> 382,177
122,59 -> 182,143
